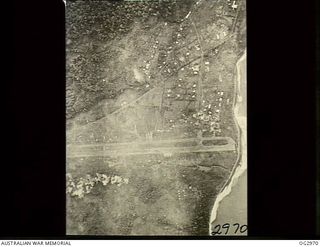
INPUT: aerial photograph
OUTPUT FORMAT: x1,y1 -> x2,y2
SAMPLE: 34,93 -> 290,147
66,0 -> 246,236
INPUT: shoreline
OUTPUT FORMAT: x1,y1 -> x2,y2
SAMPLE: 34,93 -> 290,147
209,50 -> 247,235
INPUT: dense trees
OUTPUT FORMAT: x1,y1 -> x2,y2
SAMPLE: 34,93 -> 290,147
66,1 -> 196,119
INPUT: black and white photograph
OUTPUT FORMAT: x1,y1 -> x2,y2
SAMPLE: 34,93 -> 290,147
65,0 -> 246,236
8,0 -> 319,242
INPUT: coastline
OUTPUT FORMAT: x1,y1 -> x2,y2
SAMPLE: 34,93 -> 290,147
209,50 -> 247,235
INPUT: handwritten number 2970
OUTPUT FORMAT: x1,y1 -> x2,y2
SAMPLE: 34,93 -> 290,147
211,223 -> 247,235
